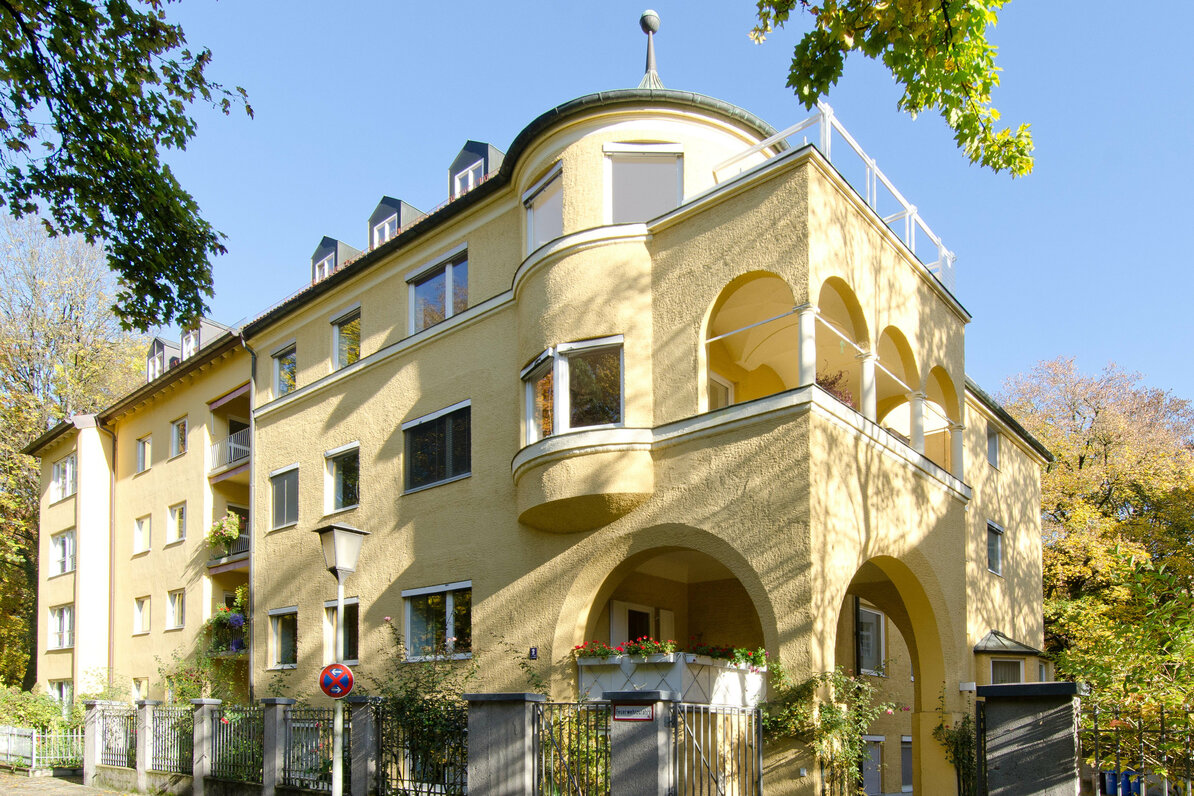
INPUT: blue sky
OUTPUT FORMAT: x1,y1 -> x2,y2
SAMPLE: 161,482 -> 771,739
162,0 -> 1194,400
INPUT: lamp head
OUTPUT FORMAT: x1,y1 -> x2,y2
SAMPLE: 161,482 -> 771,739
313,523 -> 369,576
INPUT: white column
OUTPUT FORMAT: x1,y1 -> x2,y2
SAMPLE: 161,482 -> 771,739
796,304 -> 817,388
909,392 -> 925,454
950,422 -> 965,480
858,353 -> 877,422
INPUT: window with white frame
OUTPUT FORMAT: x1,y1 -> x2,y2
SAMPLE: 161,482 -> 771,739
168,503 -> 186,543
991,658 -> 1023,684
325,443 -> 360,512
987,521 -> 1004,575
901,737 -> 913,792
181,329 -> 199,359
522,337 -> 623,444
409,250 -> 467,333
333,309 -> 361,370
166,589 -> 185,629
323,598 -> 359,664
453,159 -> 484,197
524,164 -> 563,254
373,214 -> 398,248
51,529 -> 75,575
136,435 -> 151,473
48,604 -> 73,649
271,466 -> 299,528
50,453 -> 77,501
403,402 -> 470,491
270,607 -> 298,667
274,345 -> 297,396
314,254 -> 335,281
857,603 -> 885,675
604,143 -> 683,224
403,581 -> 471,659
170,417 -> 187,457
132,678 -> 147,702
134,596 -> 150,634
987,421 -> 1001,467
48,679 -> 73,707
134,515 -> 151,553
708,373 -> 734,411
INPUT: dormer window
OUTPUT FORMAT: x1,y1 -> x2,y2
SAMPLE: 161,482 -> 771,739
314,254 -> 335,281
373,215 -> 398,248
181,329 -> 199,359
453,159 -> 484,198
604,143 -> 683,224
147,349 -> 164,380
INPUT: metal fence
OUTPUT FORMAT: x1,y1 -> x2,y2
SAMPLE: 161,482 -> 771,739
99,706 -> 136,769
211,705 -> 264,782
283,706 -> 351,792
1081,704 -> 1194,795
150,705 -> 193,775
0,725 -> 84,770
376,700 -> 467,795
533,702 -> 611,796
673,704 -> 763,796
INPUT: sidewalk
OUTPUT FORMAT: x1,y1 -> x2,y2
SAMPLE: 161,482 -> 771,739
0,771 -> 133,794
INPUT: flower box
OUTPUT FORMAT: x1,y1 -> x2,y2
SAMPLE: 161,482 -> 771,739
577,653 -> 766,707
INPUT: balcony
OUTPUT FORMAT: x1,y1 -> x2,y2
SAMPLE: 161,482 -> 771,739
210,428 -> 250,471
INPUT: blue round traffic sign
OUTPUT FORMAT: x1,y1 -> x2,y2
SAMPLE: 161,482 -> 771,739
319,663 -> 354,699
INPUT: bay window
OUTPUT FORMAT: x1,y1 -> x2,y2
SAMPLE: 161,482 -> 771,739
522,337 -> 623,444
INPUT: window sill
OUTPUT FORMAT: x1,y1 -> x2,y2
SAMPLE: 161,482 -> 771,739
270,522 -> 298,533
404,653 -> 472,663
133,469 -> 150,478
48,569 -> 75,580
168,451 -> 187,462
987,568 -> 1004,578
404,472 -> 471,495
132,631 -> 150,637
48,494 -> 77,507
132,549 -> 150,558
326,659 -> 360,667
268,664 -> 298,671
46,646 -> 73,652
322,504 -> 359,519
164,538 -> 186,549
860,669 -> 885,678
164,626 -> 184,633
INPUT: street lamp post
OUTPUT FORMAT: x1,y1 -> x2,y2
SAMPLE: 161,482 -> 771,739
313,523 -> 369,796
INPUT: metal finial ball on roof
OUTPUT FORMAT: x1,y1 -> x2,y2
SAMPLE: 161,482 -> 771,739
640,10 -> 660,34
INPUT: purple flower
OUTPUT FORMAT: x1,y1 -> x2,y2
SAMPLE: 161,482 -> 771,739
229,613 -> 245,628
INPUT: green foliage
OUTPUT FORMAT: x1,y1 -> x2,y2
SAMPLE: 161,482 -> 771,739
932,690 -> 976,796
752,0 -> 1033,176
0,685 -> 71,730
0,1 -> 252,329
207,511 -> 243,548
156,648 -> 244,703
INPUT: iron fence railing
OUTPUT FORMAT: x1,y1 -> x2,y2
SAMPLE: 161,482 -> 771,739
673,703 -> 763,796
99,707 -> 136,769
283,706 -> 351,792
1081,704 -> 1194,795
210,428 -> 251,471
0,725 -> 84,770
533,702 -> 611,796
376,700 -> 467,795
212,705 -> 264,782
150,706 -> 193,775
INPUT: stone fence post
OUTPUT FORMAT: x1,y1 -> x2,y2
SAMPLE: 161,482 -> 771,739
347,695 -> 381,796
605,690 -> 679,796
81,700 -> 105,787
977,682 -> 1087,796
464,692 -> 545,796
135,699 -> 160,791
190,698 -> 222,796
260,697 -> 296,796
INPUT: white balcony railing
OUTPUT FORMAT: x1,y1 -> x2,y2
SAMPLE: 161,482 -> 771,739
210,428 -> 250,472
712,101 -> 957,293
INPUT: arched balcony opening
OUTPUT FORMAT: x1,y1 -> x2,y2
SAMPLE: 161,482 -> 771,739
924,366 -> 962,476
815,278 -> 869,411
874,326 -> 920,440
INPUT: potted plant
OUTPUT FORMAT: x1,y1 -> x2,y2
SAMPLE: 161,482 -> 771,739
207,511 -> 241,555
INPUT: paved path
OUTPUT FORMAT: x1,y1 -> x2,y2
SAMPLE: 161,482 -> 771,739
0,772 -> 133,794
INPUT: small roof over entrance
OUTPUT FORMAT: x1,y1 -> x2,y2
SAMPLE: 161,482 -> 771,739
973,629 -> 1043,656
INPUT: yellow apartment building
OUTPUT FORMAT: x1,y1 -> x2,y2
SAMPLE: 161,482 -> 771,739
28,77 -> 1051,795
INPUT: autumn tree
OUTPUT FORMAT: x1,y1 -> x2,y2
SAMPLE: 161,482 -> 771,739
752,0 -> 1034,175
0,213 -> 145,687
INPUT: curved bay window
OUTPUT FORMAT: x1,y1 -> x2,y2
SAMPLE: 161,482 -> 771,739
522,336 -> 623,444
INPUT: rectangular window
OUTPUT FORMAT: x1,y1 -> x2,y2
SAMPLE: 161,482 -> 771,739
134,515 -> 151,553
323,599 -> 360,664
857,604 -> 885,675
987,422 -> 1001,467
275,346 -> 297,396
524,165 -> 563,254
522,337 -> 623,444
605,143 -> 683,224
136,436 -> 151,473
453,159 -> 484,197
901,737 -> 913,792
987,521 -> 1004,575
314,254 -> 334,281
373,214 -> 398,248
171,417 -> 187,457
166,590 -> 185,629
403,581 -> 471,659
403,402 -> 471,491
48,605 -> 73,649
1038,661 -> 1048,682
134,596 -> 150,634
181,329 -> 199,359
132,678 -> 147,702
168,503 -> 186,543
326,445 -> 360,511
991,658 -> 1023,684
51,529 -> 75,576
50,453 -> 77,501
334,310 -> 361,369
409,251 -> 467,333
48,679 -> 73,708
708,374 -> 734,411
271,467 -> 299,529
271,608 -> 298,667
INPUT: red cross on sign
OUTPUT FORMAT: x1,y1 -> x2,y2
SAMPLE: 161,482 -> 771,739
319,663 -> 354,699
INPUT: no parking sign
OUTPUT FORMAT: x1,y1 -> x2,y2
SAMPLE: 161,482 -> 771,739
319,663 -> 354,699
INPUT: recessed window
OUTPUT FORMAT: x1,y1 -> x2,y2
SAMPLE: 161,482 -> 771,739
409,251 -> 468,333
857,604 -> 885,675
326,445 -> 360,511
270,608 -> 298,667
901,737 -> 913,792
51,529 -> 75,575
134,596 -> 150,634
605,143 -> 683,224
314,254 -> 335,281
166,590 -> 185,629
271,466 -> 299,529
48,679 -> 73,708
323,599 -> 360,664
168,503 -> 186,543
991,658 -> 1023,684
987,521 -> 1004,575
524,164 -> 563,254
170,417 -> 187,457
48,604 -> 73,649
134,515 -> 151,553
403,402 -> 470,491
136,436 -> 151,473
334,310 -> 361,370
522,337 -> 624,444
403,581 -> 471,659
274,346 -> 297,396
708,373 -> 734,411
373,214 -> 398,248
50,453 -> 77,502
1038,661 -> 1048,682
987,422 -> 1001,468
453,159 -> 484,197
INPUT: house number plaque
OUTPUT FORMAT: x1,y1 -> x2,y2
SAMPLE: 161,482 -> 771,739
613,704 -> 654,721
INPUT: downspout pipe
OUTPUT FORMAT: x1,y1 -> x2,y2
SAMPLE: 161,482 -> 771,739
95,422 -> 118,691
240,331 -> 258,701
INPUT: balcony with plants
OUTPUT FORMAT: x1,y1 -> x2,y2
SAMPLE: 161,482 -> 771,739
205,586 -> 249,657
